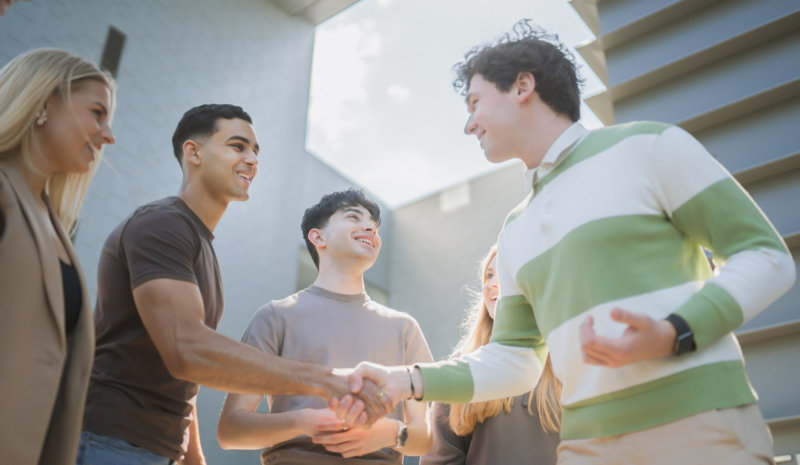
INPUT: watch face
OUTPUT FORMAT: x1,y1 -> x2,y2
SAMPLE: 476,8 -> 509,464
398,426 -> 409,447
675,332 -> 696,356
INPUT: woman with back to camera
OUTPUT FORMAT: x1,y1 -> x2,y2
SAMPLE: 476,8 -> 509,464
0,48 -> 115,465
421,246 -> 561,465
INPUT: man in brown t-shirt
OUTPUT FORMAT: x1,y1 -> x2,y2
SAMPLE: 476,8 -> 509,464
79,105 -> 390,465
217,189 -> 434,465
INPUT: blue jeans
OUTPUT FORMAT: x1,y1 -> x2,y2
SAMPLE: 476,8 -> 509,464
77,432 -> 174,465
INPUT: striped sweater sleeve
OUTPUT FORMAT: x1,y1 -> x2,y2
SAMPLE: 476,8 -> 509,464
653,126 -> 796,350
418,250 -> 546,403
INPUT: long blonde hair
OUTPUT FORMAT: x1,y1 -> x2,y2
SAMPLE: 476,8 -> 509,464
0,48 -> 115,234
448,246 -> 562,435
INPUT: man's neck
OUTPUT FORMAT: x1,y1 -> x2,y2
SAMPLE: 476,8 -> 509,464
177,179 -> 228,232
516,113 -> 574,170
313,259 -> 366,295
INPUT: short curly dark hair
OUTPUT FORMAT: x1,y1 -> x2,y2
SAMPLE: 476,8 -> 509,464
453,20 -> 583,122
171,104 -> 253,166
301,188 -> 381,269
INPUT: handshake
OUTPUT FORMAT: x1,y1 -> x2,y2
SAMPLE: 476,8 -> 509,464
324,363 -> 426,429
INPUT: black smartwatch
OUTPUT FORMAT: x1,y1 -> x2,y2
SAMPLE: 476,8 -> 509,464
394,420 -> 408,448
665,314 -> 696,356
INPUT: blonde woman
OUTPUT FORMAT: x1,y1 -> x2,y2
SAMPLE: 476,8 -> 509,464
421,246 -> 561,465
0,48 -> 115,465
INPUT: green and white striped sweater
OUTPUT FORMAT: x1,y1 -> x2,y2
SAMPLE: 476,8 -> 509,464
418,121 -> 796,439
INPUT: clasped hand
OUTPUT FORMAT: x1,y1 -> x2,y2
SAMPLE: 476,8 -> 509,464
305,408 -> 398,458
579,308 -> 677,367
328,363 -> 412,428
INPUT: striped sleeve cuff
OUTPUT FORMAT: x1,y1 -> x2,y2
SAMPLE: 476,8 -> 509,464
418,359 -> 474,404
673,283 -> 743,350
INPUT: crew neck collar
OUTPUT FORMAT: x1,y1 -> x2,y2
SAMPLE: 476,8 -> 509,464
307,285 -> 369,303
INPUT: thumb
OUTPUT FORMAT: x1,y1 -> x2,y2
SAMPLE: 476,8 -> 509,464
348,369 -> 364,394
610,308 -> 649,328
579,315 -> 596,344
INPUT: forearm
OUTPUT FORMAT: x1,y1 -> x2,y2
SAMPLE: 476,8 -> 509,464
135,280 -> 342,399
674,248 -> 795,349
654,126 -> 796,348
418,343 -> 543,403
174,327 -> 335,398
416,292 -> 547,404
218,408 -> 307,450
398,413 -> 432,456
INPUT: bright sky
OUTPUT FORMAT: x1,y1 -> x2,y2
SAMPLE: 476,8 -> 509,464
306,0 -> 606,208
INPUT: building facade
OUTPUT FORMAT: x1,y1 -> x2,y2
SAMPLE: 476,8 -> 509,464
572,0 -> 800,458
3,0 -> 798,463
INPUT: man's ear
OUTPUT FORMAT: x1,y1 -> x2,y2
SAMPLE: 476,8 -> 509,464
183,140 -> 202,168
515,71 -> 536,104
308,229 -> 326,251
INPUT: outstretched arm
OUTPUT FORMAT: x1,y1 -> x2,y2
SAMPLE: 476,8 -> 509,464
333,263 -> 546,412
334,335 -> 545,417
134,278 -> 390,426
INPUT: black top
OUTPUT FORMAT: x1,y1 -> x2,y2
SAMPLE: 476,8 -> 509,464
59,259 -> 82,335
422,392 -> 560,465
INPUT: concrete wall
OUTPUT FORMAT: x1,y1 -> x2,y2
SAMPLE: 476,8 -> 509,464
387,163 -> 528,360
0,1 -> 382,463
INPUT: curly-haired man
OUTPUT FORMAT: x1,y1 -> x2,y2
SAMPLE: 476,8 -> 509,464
340,21 -> 795,465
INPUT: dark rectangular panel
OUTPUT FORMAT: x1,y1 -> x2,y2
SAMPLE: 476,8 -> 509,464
100,26 -> 125,78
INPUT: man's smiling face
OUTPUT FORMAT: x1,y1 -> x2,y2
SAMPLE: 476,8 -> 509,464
463,73 -> 522,164
319,205 -> 381,268
197,117 -> 259,203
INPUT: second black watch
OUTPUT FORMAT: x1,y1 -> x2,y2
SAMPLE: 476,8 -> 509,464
394,420 -> 408,448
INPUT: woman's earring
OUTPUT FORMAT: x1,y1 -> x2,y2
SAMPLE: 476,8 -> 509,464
36,110 -> 47,126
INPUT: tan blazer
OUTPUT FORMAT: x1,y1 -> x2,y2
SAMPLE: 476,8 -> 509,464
0,159 -> 94,465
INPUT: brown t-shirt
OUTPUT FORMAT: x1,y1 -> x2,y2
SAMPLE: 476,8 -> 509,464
82,197 -> 224,460
242,285 -> 434,465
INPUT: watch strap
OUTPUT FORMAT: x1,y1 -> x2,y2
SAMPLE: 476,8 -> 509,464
665,313 -> 696,356
394,420 -> 408,448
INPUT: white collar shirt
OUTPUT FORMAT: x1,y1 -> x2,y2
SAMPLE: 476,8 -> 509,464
522,122 -> 591,193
